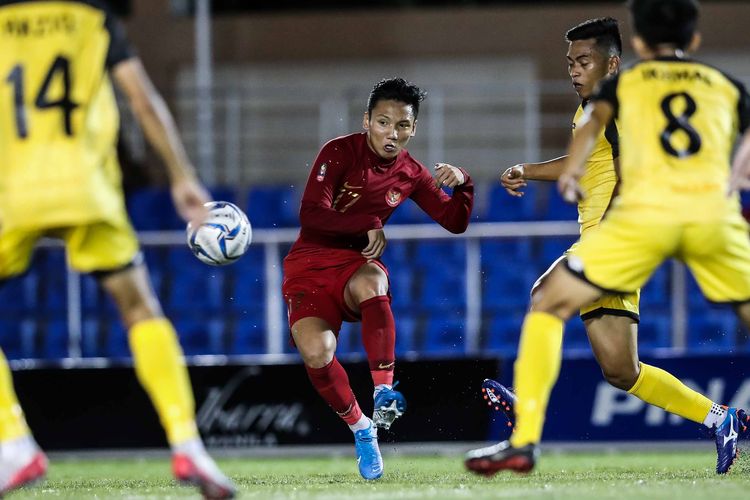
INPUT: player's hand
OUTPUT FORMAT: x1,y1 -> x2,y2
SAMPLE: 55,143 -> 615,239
558,171 -> 585,204
362,228 -> 387,259
434,163 -> 466,189
728,169 -> 750,195
171,176 -> 211,225
500,164 -> 527,197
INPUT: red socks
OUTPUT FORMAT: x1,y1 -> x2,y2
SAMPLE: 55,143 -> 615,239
305,357 -> 363,425
360,295 -> 395,387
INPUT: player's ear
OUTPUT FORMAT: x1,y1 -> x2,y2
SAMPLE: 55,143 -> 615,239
362,112 -> 370,131
688,32 -> 702,54
608,55 -> 620,76
410,119 -> 418,138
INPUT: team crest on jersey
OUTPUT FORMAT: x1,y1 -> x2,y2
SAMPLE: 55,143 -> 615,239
316,163 -> 328,182
385,188 -> 402,207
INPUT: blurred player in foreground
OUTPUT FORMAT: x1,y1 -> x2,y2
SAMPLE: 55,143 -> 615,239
466,0 -> 750,476
472,15 -> 743,475
283,78 -> 473,480
0,1 -> 234,497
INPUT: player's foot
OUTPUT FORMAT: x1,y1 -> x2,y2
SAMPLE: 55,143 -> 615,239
0,449 -> 48,496
373,382 -> 406,430
464,440 -> 538,476
713,406 -> 749,474
481,379 -> 516,428
172,446 -> 236,499
354,419 -> 383,480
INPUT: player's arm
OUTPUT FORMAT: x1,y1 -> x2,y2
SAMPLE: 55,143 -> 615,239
411,164 -> 474,234
112,59 -> 210,223
729,130 -> 750,193
298,141 -> 383,237
500,157 -> 568,197
728,81 -> 750,194
558,101 -> 613,203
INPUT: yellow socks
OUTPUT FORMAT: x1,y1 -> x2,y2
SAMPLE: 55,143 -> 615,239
628,362 -> 713,424
0,349 -> 31,442
129,318 -> 198,445
510,312 -> 564,447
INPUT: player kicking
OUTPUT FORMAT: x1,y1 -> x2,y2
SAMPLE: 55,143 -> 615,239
466,0 -> 750,476
0,1 -> 233,497
468,15 -> 744,476
283,78 -> 473,480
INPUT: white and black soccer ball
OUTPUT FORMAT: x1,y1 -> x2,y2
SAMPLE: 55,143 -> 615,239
186,201 -> 252,266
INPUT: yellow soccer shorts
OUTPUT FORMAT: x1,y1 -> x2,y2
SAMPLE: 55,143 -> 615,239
0,216 -> 140,280
568,209 -> 750,304
535,244 -> 640,321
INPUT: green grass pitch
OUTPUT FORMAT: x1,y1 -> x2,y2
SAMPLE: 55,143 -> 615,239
9,450 -> 750,499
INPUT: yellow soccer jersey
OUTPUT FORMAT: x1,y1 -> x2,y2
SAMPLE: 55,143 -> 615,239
593,56 -> 750,223
0,0 -> 134,230
572,102 -> 619,234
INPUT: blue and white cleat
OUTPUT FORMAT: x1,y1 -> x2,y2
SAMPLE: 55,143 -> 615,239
354,420 -> 383,480
373,382 -> 407,430
481,379 -> 516,429
714,406 -> 749,474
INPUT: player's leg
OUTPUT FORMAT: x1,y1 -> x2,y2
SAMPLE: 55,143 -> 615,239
682,218 -> 750,473
291,316 -> 382,480
344,262 -> 405,429
586,311 -> 724,430
0,229 -> 48,495
465,263 -> 601,475
66,221 -> 234,498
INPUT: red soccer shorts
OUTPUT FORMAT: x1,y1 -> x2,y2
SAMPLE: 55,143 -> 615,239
282,249 -> 391,334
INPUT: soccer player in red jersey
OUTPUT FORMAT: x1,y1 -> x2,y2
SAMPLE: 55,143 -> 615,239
283,78 -> 474,480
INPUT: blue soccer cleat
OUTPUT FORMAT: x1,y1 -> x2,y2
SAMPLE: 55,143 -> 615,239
373,382 -> 407,430
354,420 -> 383,480
481,379 -> 516,429
713,406 -> 749,474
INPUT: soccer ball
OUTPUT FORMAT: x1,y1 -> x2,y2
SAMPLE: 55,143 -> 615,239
186,201 -> 252,266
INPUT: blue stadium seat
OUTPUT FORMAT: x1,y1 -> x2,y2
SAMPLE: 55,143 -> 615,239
539,236 -> 578,266
414,240 -> 466,268
688,310 -> 738,351
416,270 -> 466,309
164,248 -> 226,311
125,188 -> 183,230
480,238 -> 534,270
172,316 -> 225,356
640,263 -> 671,308
246,185 -> 300,228
637,314 -> 671,349
81,318 -> 129,358
394,313 -> 418,354
336,322 -> 363,355
387,262 -> 415,304
540,188 -> 579,221
482,268 -> 536,309
483,313 -> 524,351
483,183 -> 540,221
227,247 -> 265,311
0,272 -> 39,314
230,313 -> 266,354
423,316 -> 465,354
0,318 -> 35,359
43,320 -> 69,359
382,240 -> 412,266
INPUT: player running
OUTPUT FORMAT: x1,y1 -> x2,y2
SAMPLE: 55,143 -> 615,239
283,77 -> 473,480
0,1 -> 233,497
466,0 -> 750,476
469,15 -> 744,476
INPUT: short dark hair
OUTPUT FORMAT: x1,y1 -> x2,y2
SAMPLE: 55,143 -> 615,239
367,78 -> 426,118
628,0 -> 699,50
565,17 -> 623,58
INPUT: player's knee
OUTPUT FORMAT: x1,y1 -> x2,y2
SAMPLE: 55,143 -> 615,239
299,343 -> 335,369
348,268 -> 388,303
600,363 -> 639,390
116,290 -> 162,328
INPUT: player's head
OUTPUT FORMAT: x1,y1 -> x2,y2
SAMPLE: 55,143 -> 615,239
628,0 -> 700,56
565,17 -> 622,100
363,78 -> 426,160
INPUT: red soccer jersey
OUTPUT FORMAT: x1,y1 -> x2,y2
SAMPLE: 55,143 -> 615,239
286,132 -> 474,262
